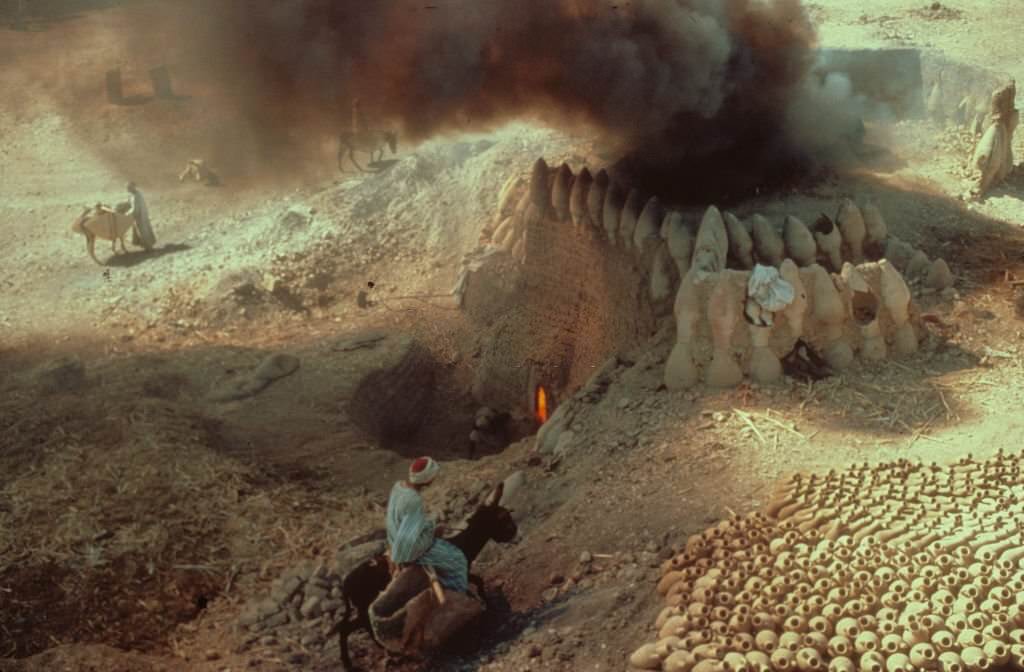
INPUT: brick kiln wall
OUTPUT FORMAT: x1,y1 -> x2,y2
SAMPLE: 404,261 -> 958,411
469,156 -> 953,410
469,202 -> 655,414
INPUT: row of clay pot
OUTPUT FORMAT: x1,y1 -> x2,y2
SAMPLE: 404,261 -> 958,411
629,451 -> 1024,672
486,158 -> 948,390
665,206 -> 922,388
490,159 -> 954,293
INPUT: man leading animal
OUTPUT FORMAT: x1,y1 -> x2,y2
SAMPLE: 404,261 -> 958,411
126,181 -> 157,250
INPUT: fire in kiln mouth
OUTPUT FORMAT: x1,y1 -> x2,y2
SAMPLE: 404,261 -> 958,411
534,385 -> 550,425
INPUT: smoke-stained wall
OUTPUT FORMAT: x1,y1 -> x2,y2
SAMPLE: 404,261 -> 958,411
466,162 -> 658,414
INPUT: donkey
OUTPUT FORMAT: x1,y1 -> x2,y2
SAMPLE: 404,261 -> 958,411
70,204 -> 137,265
328,482 -> 517,671
337,129 -> 398,173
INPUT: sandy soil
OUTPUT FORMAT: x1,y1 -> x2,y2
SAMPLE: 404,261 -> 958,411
3,1 -> 1024,671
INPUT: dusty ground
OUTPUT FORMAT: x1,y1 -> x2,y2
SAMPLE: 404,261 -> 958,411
3,1 -> 1024,671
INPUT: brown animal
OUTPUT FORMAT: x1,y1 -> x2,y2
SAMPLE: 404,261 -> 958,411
178,159 -> 220,186
71,204 -> 137,265
338,129 -> 398,173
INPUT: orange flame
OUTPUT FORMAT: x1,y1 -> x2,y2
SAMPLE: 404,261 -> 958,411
535,386 -> 549,424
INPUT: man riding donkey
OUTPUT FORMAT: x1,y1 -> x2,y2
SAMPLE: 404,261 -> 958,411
373,457 -> 481,654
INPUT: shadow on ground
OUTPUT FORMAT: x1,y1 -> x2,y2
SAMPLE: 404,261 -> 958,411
103,243 -> 192,268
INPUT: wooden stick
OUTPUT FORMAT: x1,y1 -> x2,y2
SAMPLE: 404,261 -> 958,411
423,565 -> 446,605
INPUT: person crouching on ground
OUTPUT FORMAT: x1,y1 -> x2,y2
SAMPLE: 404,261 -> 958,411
385,457 -> 469,593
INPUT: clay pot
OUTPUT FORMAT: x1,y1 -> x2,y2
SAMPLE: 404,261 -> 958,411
813,213 -> 843,271
910,642 -> 939,669
771,650 -> 795,671
587,169 -> 609,232
551,163 -> 573,221
664,211 -> 694,278
693,660 -> 724,672
828,635 -> 853,657
633,196 -> 664,260
903,248 -> 935,280
796,647 -> 824,672
836,198 -> 867,263
693,206 -> 730,275
861,651 -> 886,672
830,656 -> 856,672
751,214 -> 785,267
938,651 -> 965,672
568,166 -> 592,229
785,216 -> 818,267
725,212 -> 755,269
756,630 -> 779,653
887,653 -> 913,672
884,237 -> 915,272
960,646 -> 990,672
836,617 -> 860,639
630,642 -> 664,670
665,272 -> 703,390
881,633 -> 907,653
779,632 -> 803,653
746,651 -> 772,672
723,652 -> 750,672
984,640 -> 1009,667
879,260 -> 918,356
705,273 -> 744,387
602,181 -> 625,244
749,324 -> 783,384
528,157 -> 550,211
862,201 -> 889,256
1010,645 -> 1024,671
855,631 -> 881,654
808,265 -> 854,369
665,649 -> 698,672
925,259 -> 954,290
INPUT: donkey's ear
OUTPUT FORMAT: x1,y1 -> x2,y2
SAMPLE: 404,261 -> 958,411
486,482 -> 504,507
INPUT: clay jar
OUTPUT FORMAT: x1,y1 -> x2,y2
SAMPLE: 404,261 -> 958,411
807,264 -> 854,369
813,214 -> 843,271
776,259 -> 808,346
785,216 -> 818,267
551,163 -> 573,221
837,198 -> 867,264
602,180 -> 625,245
879,260 -> 918,356
568,166 -> 592,230
862,201 -> 889,257
587,169 -> 610,234
752,214 -> 785,267
635,196 -> 665,265
693,206 -> 730,275
665,270 -> 704,390
749,323 -> 783,385
725,211 -> 755,269
619,188 -> 643,251
705,272 -> 744,388
842,263 -> 886,361
664,211 -> 694,279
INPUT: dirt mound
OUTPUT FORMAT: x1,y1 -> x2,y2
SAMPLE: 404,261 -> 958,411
0,644 -> 183,672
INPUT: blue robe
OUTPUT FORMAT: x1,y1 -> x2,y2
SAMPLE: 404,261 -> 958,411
386,482 -> 468,593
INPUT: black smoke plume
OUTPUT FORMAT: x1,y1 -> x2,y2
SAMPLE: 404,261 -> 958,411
58,0 -> 866,198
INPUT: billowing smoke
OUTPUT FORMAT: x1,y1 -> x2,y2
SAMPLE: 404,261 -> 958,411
61,0 -> 867,198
